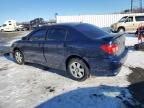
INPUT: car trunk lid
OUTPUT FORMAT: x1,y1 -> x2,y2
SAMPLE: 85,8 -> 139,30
100,33 -> 126,56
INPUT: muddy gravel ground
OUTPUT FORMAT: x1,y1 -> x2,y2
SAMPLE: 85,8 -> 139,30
0,32 -> 144,108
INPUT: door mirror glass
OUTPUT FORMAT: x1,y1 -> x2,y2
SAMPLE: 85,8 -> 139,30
22,36 -> 27,40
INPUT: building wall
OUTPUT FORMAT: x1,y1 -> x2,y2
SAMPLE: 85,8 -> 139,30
57,13 -> 144,27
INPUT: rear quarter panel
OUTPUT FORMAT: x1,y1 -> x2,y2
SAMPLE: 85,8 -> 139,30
65,39 -> 107,59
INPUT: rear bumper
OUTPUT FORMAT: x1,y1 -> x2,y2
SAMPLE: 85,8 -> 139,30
87,48 -> 128,76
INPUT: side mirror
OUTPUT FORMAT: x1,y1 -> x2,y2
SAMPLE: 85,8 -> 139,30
22,36 -> 27,40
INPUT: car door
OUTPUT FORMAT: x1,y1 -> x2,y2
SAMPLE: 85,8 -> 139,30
124,16 -> 135,32
43,28 -> 67,69
134,16 -> 144,31
22,29 -> 47,64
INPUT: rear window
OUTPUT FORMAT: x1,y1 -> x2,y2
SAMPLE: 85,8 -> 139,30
135,16 -> 144,21
74,24 -> 109,39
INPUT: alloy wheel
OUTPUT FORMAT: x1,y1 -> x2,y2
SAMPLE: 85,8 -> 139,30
69,62 -> 85,79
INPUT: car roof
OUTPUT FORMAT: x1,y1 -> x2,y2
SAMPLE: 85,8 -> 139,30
40,23 -> 88,29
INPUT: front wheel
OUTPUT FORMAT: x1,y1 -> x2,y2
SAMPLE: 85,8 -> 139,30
118,28 -> 125,33
67,58 -> 90,81
14,50 -> 24,65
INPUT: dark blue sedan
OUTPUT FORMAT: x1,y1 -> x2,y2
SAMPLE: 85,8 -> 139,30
11,23 -> 127,81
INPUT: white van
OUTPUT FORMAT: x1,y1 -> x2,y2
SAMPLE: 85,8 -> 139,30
111,15 -> 144,33
0,20 -> 18,32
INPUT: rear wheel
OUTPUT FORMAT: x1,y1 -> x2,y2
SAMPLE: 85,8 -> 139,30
14,50 -> 24,65
67,58 -> 90,81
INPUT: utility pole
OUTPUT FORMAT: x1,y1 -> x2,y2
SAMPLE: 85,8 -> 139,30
55,13 -> 58,19
140,0 -> 143,12
131,0 -> 143,13
131,0 -> 133,12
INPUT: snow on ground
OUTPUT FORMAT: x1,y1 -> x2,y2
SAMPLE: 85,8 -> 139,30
125,34 -> 138,47
0,33 -> 144,108
0,55 -> 133,108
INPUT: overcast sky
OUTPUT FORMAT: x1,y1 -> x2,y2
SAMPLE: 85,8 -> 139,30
0,0 -> 143,24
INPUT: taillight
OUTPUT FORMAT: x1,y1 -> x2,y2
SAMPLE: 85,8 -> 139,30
101,44 -> 118,55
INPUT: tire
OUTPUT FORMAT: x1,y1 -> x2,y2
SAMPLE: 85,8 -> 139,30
1,29 -> 4,32
13,50 -> 24,65
67,58 -> 90,81
118,28 -> 125,33
134,44 -> 140,50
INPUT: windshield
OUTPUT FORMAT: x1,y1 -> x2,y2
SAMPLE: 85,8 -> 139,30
74,24 -> 109,39
119,16 -> 128,22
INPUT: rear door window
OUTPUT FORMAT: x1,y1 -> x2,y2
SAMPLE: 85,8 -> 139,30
29,29 -> 47,41
66,30 -> 86,41
46,28 -> 67,41
135,16 -> 144,21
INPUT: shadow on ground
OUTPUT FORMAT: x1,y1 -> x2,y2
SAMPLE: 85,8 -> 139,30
128,67 -> 144,107
25,62 -> 68,78
35,85 -> 143,108
4,53 -> 69,79
128,82 -> 144,108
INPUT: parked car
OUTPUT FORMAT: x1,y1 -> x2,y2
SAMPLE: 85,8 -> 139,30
111,15 -> 144,33
11,23 -> 127,81
0,20 -> 17,32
